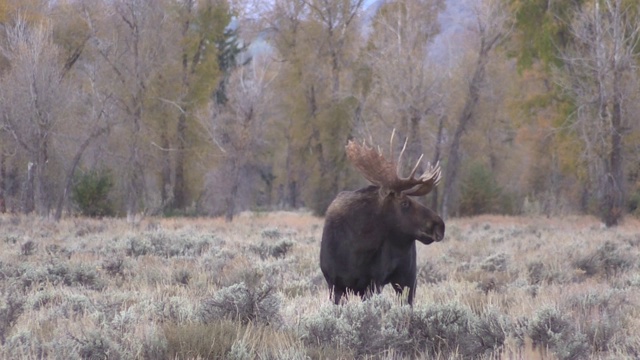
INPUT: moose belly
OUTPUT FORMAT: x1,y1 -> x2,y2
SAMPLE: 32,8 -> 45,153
346,245 -> 416,290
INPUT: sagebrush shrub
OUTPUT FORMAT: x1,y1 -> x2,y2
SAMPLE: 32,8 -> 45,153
301,295 -> 393,357
75,330 -> 124,360
528,306 -> 589,360
475,307 -> 511,354
0,289 -> 24,344
480,252 -> 509,272
199,282 -> 281,325
410,302 -> 481,358
300,297 -> 509,359
574,241 -> 633,278
418,261 -> 447,284
563,289 -> 630,353
101,257 -> 126,278
227,340 -> 252,360
250,240 -> 294,260
20,240 -> 36,256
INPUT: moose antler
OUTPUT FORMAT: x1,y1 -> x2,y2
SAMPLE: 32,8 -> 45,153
346,130 -> 441,196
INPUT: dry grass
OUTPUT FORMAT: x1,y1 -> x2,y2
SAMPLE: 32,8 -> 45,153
0,212 -> 639,359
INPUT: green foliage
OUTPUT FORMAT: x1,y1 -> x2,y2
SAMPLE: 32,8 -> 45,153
511,0 -> 584,69
626,187 -> 640,215
459,163 -> 510,216
176,0 -> 230,105
214,23 -> 250,105
71,170 -> 114,218
305,98 -> 356,216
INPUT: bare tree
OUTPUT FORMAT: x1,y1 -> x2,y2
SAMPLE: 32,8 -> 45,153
303,0 -> 365,97
440,0 -> 511,218
85,0 -> 178,220
0,19 -> 69,216
364,0 -> 445,179
265,0 -> 366,214
52,66 -> 115,221
199,54 -> 277,221
558,0 -> 640,226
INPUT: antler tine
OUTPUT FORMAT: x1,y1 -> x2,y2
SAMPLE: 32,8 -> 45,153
408,153 -> 424,179
389,128 -> 396,158
346,131 -> 443,196
396,136 -> 408,176
402,160 -> 442,197
346,139 -> 398,188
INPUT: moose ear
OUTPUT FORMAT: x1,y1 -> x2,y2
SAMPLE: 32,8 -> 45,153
378,187 -> 404,200
377,187 -> 393,199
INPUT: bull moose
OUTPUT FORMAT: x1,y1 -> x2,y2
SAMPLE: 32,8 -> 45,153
320,131 -> 445,305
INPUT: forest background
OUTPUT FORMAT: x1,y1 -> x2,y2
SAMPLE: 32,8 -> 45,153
0,0 -> 639,227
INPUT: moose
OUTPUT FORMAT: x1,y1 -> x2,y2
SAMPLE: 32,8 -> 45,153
320,131 -> 445,305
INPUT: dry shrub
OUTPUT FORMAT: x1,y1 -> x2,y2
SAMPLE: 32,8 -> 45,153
410,302 -> 482,358
301,296 -> 509,359
528,305 -> 589,360
480,252 -> 509,272
0,287 -> 24,344
573,241 -> 634,279
418,261 -> 447,284
73,330 -> 124,360
199,282 -> 281,326
250,240 -> 294,260
562,288 -> 633,353
301,295 -> 393,357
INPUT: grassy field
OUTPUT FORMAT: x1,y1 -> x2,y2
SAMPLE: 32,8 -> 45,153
0,212 -> 639,359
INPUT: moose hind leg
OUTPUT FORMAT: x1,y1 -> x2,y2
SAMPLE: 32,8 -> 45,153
332,287 -> 345,305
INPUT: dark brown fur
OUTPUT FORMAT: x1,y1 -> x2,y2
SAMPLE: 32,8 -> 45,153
320,185 -> 445,305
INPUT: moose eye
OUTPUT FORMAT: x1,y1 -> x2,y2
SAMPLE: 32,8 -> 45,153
400,200 -> 411,209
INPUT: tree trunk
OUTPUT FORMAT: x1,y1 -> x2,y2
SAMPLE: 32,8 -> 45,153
126,107 -> 144,220
225,161 -> 240,222
160,127 -> 171,209
23,162 -> 35,213
604,71 -> 624,227
441,53 -> 487,218
0,152 -> 5,213
174,111 -> 187,209
34,141 -> 50,217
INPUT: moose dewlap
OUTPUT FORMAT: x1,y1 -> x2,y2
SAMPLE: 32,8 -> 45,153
320,131 -> 445,305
